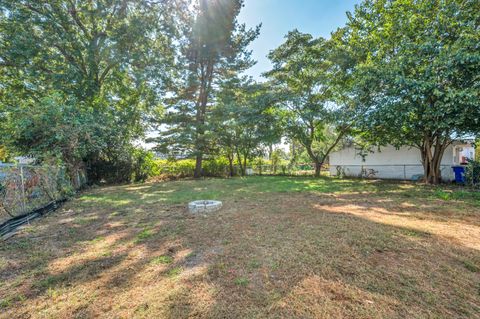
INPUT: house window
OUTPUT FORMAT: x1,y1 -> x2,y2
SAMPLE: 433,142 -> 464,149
454,145 -> 475,165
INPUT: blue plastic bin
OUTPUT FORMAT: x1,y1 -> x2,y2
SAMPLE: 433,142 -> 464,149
452,166 -> 466,184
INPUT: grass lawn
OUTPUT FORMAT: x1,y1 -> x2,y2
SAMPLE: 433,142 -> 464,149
1,176 -> 479,318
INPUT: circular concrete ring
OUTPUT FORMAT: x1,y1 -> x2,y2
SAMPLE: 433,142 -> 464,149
188,200 -> 223,214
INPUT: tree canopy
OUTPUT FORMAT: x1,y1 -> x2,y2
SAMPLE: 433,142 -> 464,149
266,30 -> 362,177
342,0 -> 480,183
0,0 -> 174,181
213,76 -> 282,176
1,0 -> 479,184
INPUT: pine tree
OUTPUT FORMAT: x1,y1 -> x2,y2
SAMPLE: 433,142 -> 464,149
155,0 -> 259,177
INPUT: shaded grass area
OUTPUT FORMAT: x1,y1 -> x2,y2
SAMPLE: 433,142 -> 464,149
0,176 -> 479,318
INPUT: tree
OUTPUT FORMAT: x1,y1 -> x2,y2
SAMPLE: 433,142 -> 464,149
213,77 -> 281,176
266,31 -> 356,177
343,0 -> 480,184
0,0 -> 174,180
156,0 -> 259,178
1,92 -> 98,167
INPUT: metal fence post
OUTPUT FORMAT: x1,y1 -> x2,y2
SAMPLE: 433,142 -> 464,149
404,165 -> 407,181
76,170 -> 80,190
470,165 -> 474,189
19,165 -> 27,216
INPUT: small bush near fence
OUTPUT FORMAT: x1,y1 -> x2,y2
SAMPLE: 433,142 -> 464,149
0,164 -> 86,224
466,160 -> 480,188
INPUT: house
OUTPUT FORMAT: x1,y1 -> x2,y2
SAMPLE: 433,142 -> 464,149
329,141 -> 475,181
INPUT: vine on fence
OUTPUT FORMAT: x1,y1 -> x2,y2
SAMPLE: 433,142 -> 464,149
0,165 -> 86,224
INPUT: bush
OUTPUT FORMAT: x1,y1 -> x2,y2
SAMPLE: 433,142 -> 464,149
155,159 -> 195,177
153,158 -> 231,179
131,149 -> 157,182
466,160 -> 480,188
88,147 -> 157,184
203,157 -> 230,176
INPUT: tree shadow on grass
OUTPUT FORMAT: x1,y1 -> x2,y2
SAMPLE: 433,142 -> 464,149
1,181 -> 479,318
160,194 -> 480,318
309,189 -> 480,229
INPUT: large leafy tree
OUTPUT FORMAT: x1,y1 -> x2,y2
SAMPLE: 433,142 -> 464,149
266,30 -> 358,177
344,0 -> 480,184
156,0 -> 259,178
213,77 -> 282,176
0,0 -> 174,180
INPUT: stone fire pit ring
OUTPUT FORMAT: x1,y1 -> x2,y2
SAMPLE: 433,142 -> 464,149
188,200 -> 223,214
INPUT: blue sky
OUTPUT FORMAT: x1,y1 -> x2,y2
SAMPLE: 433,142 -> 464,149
238,0 -> 361,80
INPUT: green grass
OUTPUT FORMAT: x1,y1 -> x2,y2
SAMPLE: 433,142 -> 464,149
248,259 -> 261,269
90,236 -> 105,244
135,229 -> 155,243
166,267 -> 182,278
234,277 -> 249,286
34,275 -> 63,290
0,298 -> 11,309
151,255 -> 174,265
79,176 -> 480,208
462,260 -> 480,273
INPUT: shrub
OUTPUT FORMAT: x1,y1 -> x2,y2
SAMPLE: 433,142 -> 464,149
88,147 -> 158,184
155,159 -> 195,177
203,157 -> 230,177
131,149 -> 157,182
153,158 -> 231,179
465,160 -> 480,188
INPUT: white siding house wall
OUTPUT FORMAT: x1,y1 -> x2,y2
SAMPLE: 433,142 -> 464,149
329,145 -> 457,181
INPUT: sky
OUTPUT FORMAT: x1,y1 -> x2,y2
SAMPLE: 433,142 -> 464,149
238,0 -> 361,80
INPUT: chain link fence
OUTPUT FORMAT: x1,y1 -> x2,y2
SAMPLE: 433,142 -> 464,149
246,164 -> 328,176
0,164 -> 87,225
329,164 -> 455,181
153,163 -> 328,178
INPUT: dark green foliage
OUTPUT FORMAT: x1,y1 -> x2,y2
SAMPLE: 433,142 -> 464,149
466,160 -> 480,188
343,0 -> 480,184
87,147 -> 157,184
266,31 -> 358,177
0,0 -> 174,180
2,93 -> 99,168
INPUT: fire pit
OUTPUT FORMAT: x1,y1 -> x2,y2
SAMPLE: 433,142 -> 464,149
188,200 -> 223,214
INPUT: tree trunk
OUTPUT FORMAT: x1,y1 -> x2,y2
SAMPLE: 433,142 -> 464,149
420,134 -> 450,184
243,153 -> 248,176
194,153 -> 203,178
236,149 -> 245,176
193,59 -> 214,179
314,161 -> 322,178
227,152 -> 234,177
302,123 -> 346,179
290,141 -> 296,166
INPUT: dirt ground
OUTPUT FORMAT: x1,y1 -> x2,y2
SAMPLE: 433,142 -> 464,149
0,177 -> 479,318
